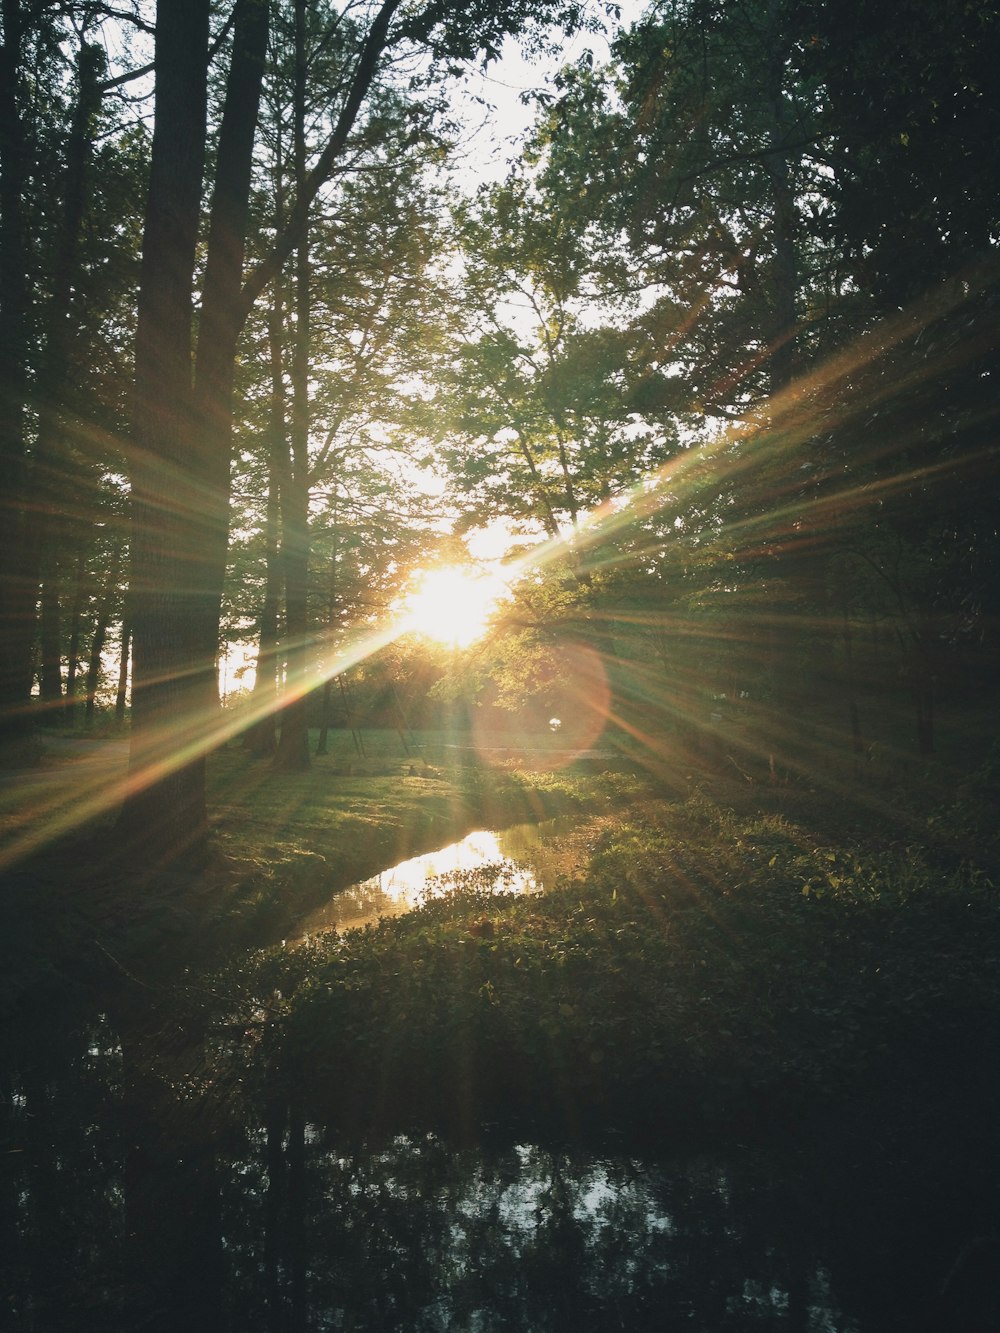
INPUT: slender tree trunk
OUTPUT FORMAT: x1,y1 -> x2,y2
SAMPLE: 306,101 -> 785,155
118,0 -> 212,861
315,530 -> 339,757
761,16 -> 799,400
64,544 -> 87,728
0,0 -> 34,751
25,38 -> 103,726
275,0 -> 312,772
38,556 -> 63,716
191,0 -> 270,704
120,0 -> 405,847
85,544 -> 121,724
115,606 -> 131,724
246,269 -> 286,758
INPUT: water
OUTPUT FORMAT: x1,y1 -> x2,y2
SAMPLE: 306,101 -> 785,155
3,1005 -> 993,1331
300,818 -> 576,935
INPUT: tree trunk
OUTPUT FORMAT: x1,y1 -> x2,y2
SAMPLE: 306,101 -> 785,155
64,544 -> 87,729
115,607 -> 131,724
120,0 -> 272,861
117,0 -> 213,862
315,534 -> 339,757
760,1 -> 799,400
190,0 -> 270,704
85,544 -> 121,724
0,0 -> 34,751
120,0 -> 409,846
274,0 -> 312,772
245,267 -> 286,758
26,37 -> 104,727
38,556 -> 63,717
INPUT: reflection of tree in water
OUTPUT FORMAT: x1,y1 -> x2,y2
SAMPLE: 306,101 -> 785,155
220,1128 -> 862,1330
3,1006 -> 1000,1331
1,1011 -> 128,1324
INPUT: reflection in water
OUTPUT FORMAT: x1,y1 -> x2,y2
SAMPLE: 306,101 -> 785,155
300,820 -> 574,935
3,1007 -> 998,1331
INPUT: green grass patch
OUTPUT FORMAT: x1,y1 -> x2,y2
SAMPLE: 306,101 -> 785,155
208,791 -> 1000,1141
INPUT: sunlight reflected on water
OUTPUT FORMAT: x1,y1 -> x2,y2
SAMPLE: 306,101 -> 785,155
300,821 -> 572,936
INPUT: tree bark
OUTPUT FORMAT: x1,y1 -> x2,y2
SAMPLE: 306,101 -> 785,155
121,0 -> 271,861
38,556 -> 63,716
0,0 -> 34,750
274,0 -> 312,772
118,0 -> 212,860
26,37 -> 104,727
190,0 -> 270,702
64,544 -> 87,728
115,606 -> 131,724
245,244 -> 286,758
85,544 -> 121,724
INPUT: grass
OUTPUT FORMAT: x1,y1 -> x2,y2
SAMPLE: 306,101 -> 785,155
0,728 -> 643,1010
201,781 -> 1000,1145
4,721 -> 999,1151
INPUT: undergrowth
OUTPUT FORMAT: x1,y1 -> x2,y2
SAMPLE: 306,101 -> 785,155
206,792 -> 1000,1141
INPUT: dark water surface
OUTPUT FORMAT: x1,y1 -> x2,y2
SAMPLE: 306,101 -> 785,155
2,825 -> 998,1330
5,1003 -> 998,1331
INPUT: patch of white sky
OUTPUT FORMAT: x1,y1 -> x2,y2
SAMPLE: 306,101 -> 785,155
445,5 -> 637,190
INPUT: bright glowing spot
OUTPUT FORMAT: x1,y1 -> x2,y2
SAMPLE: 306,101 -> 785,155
401,565 -> 508,648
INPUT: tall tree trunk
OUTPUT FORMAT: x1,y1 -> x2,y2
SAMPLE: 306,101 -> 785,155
38,556 -> 63,717
191,0 -> 270,703
761,11 -> 799,400
246,258 -> 286,758
85,544 -> 121,724
0,0 -> 34,751
120,0 -> 406,848
26,37 -> 104,725
118,0 -> 212,861
64,544 -> 87,728
274,0 -> 312,772
315,530 -> 340,757
115,605 -> 130,724
120,0 -> 272,860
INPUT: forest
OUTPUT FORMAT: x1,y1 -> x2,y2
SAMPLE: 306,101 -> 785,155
1,0 -> 999,1328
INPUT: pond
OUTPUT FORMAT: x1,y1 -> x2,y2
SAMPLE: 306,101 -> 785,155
2,999 -> 995,1331
299,818 -> 577,936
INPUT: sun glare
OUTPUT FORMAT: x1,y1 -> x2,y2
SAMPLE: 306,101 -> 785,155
401,565 -> 507,648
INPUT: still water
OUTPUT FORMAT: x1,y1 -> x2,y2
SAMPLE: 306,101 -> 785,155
2,1000 -> 992,1332
300,819 -> 575,935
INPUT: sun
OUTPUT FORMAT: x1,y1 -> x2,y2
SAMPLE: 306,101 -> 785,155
401,565 -> 507,648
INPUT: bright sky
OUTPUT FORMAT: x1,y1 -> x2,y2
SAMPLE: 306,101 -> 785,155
448,3 -> 645,187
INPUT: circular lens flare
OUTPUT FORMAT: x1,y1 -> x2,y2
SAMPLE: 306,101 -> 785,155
473,642 -> 611,770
